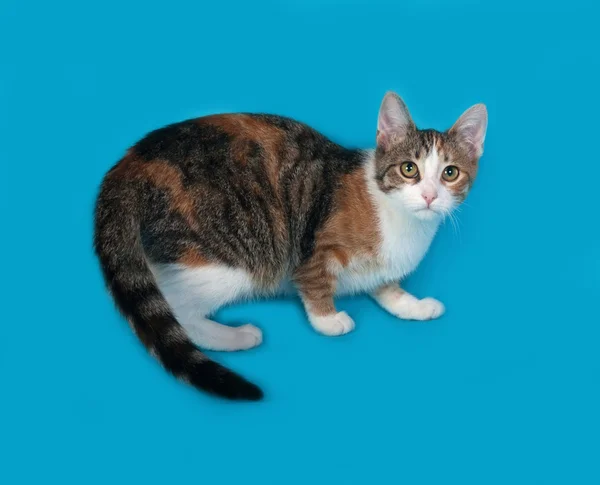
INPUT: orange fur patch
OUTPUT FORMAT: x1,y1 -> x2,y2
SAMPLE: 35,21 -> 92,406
294,166 -> 380,315
200,114 -> 285,187
178,248 -> 209,267
319,167 -> 380,266
134,161 -> 200,231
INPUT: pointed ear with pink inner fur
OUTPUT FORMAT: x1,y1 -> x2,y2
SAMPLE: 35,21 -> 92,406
449,104 -> 488,159
377,92 -> 414,150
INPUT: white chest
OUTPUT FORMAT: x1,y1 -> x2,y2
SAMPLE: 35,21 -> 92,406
336,196 -> 439,296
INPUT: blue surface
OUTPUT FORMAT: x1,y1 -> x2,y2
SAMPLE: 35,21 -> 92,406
1,0 -> 599,483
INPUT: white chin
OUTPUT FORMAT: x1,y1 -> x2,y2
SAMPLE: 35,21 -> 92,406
413,208 -> 440,221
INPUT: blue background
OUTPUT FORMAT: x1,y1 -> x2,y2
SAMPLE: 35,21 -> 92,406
1,0 -> 599,483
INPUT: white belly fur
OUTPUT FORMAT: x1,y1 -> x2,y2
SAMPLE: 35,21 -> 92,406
336,220 -> 438,296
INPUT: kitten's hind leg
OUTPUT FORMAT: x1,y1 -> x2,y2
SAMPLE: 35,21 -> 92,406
182,320 -> 263,351
150,262 -> 263,351
372,283 -> 445,320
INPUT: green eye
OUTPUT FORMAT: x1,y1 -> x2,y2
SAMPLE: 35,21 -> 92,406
442,165 -> 459,182
400,161 -> 419,178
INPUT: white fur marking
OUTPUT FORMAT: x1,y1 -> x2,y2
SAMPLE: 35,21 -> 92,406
182,320 -> 263,351
374,286 -> 445,320
150,263 -> 255,318
149,263 -> 261,350
308,311 -> 356,336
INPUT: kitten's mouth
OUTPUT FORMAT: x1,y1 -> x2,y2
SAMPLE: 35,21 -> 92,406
414,207 -> 441,219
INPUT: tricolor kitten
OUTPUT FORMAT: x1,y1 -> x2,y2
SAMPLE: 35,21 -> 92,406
94,92 -> 487,401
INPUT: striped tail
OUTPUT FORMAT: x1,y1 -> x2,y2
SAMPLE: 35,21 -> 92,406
93,173 -> 263,401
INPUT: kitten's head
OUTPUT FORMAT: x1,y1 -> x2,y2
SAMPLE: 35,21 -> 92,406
374,92 -> 487,221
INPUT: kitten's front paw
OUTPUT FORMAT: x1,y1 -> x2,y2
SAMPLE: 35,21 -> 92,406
310,311 -> 355,336
384,294 -> 445,321
411,298 -> 445,320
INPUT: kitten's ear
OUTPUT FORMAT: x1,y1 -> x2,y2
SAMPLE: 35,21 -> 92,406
449,104 -> 488,159
377,92 -> 414,150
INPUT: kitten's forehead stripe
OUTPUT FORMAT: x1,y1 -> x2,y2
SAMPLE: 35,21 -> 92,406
423,146 -> 441,180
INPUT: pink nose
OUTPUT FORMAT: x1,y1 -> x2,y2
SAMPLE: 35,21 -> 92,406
422,193 -> 437,207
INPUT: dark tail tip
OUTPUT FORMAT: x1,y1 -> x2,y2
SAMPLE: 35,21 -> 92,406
188,360 -> 264,401
222,377 -> 264,401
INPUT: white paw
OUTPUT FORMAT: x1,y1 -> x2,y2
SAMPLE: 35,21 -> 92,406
237,324 -> 263,349
412,298 -> 445,320
310,311 -> 355,336
381,294 -> 445,321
